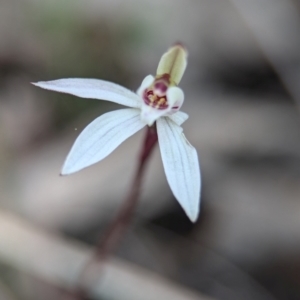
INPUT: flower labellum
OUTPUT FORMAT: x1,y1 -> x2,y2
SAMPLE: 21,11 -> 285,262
32,44 -> 201,222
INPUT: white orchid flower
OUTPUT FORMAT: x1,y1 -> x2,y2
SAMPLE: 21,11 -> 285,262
33,44 -> 201,222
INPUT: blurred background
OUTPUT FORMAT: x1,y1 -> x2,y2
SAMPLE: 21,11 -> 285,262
0,0 -> 300,299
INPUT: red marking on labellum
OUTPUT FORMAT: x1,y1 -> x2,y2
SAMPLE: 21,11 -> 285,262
143,74 -> 172,110
143,90 -> 168,110
154,82 -> 167,94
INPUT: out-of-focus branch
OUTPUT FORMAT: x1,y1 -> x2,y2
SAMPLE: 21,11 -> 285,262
228,0 -> 300,112
0,210 -> 212,300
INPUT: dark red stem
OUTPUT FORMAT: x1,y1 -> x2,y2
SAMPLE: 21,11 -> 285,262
95,124 -> 158,259
70,125 -> 158,300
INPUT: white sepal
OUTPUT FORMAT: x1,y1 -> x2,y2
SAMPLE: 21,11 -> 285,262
136,75 -> 155,97
168,111 -> 189,126
33,78 -> 141,108
157,117 -> 201,222
61,108 -> 145,175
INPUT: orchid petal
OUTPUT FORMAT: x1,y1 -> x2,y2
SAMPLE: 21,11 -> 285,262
33,78 -> 141,108
136,75 -> 155,97
157,118 -> 201,222
140,104 -> 170,126
167,86 -> 184,111
61,108 -> 145,175
168,111 -> 189,126
156,44 -> 188,85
